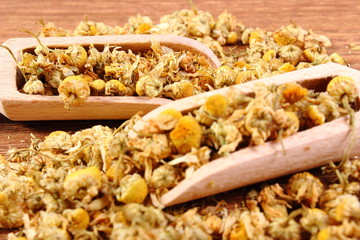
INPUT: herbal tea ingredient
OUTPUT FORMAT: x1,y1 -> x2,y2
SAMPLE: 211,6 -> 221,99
18,8 -> 347,108
2,76 -> 359,240
2,6 -> 358,240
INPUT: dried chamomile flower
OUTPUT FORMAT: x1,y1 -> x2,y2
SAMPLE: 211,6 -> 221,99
169,115 -> 203,154
318,183 -> 347,211
204,94 -> 230,118
326,76 -> 358,103
163,80 -> 196,99
146,134 -> 173,159
305,105 -> 326,127
116,173 -> 148,204
178,54 -> 196,73
327,194 -> 360,222
41,130 -> 72,152
73,19 -> 115,36
278,82 -> 308,104
135,75 -> 147,96
278,44 -> 303,65
273,22 -> 309,47
140,66 -> 166,98
316,221 -> 360,240
92,134 -> 127,170
244,99 -> 275,145
86,44 -> 112,71
139,108 -> 183,135
203,215 -> 222,234
65,45 -> 87,69
268,218 -> 301,240
196,94 -> 229,126
209,119 -> 242,155
106,161 -> 128,183
150,164 -> 178,190
127,14 -> 153,33
214,66 -> 236,89
278,62 -> 296,72
111,203 -> 176,239
259,184 -> 291,221
262,49 -> 277,62
187,11 -> 214,38
274,109 -> 300,139
63,166 -> 102,202
228,221 -> 247,240
287,172 -> 324,208
273,27 -> 297,46
63,208 -> 90,231
347,157 -> 360,180
329,52 -> 347,65
303,47 -> 329,64
233,61 -> 252,69
234,210 -> 269,239
58,75 -> 91,109
175,208 -> 212,240
26,192 -> 60,213
90,79 -> 106,95
226,31 -> 238,44
38,20 -> 71,37
299,208 -> 329,235
212,10 -> 242,45
235,69 -> 257,84
135,22 -> 153,34
240,27 -> 254,45
129,134 -> 172,162
22,212 -> 71,240
105,79 -> 127,96
244,189 -> 260,211
38,168 -> 67,195
248,29 -> 266,48
19,52 -> 37,74
22,76 -> 45,95
316,92 -> 350,122
0,191 -> 25,228
168,146 -> 211,179
153,108 -> 183,131
304,30 -> 332,49
296,61 -> 313,70
192,70 -> 214,90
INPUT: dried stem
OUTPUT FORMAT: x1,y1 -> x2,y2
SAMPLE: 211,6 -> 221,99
0,44 -> 28,82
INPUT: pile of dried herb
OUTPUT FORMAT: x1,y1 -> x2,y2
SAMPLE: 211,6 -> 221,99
18,7 -> 346,109
2,74 -> 359,240
1,6 -> 359,240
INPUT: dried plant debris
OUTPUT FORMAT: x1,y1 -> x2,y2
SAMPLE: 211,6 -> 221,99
2,75 -> 359,239
15,7 -> 348,109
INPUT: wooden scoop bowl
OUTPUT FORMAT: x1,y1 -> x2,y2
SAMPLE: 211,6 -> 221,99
132,62 -> 360,207
0,35 -> 221,121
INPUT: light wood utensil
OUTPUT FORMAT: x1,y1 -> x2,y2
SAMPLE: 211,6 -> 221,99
0,35 -> 221,121
132,63 -> 360,207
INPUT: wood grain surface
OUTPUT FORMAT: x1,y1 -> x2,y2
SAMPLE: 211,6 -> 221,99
0,0 -> 360,238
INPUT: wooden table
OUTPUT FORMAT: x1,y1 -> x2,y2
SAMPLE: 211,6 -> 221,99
0,0 -> 359,238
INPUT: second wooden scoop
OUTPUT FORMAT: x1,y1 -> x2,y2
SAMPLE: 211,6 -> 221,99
0,35 -> 220,121
133,63 -> 360,207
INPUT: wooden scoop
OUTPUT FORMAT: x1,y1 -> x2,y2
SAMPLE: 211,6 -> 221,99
0,35 -> 221,121
132,62 -> 360,207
